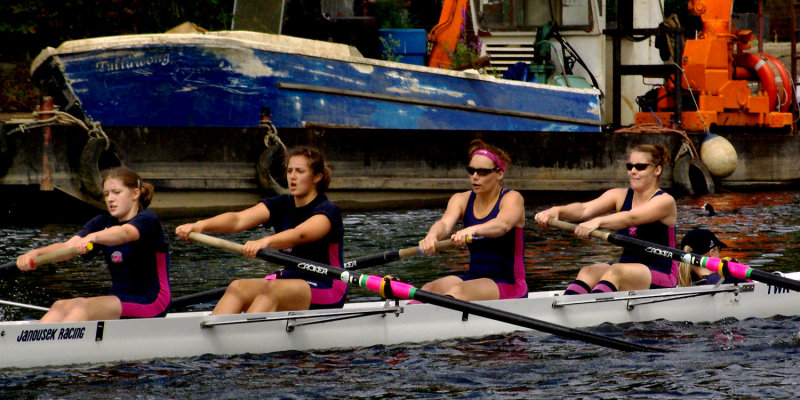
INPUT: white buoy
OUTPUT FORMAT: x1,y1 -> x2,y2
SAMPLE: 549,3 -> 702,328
700,134 -> 738,178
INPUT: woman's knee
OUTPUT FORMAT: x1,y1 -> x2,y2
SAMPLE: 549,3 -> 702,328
576,264 -> 609,280
603,264 -> 651,289
226,279 -> 262,295
51,297 -> 87,312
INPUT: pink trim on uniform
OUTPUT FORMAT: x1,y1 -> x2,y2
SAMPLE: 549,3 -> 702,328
650,225 -> 679,288
496,227 -> 528,299
120,252 -> 170,318
311,242 -> 347,306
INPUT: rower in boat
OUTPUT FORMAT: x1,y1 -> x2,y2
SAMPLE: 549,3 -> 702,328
678,228 -> 748,286
534,144 -> 678,294
175,147 -> 346,314
16,167 -> 171,322
417,139 -> 527,301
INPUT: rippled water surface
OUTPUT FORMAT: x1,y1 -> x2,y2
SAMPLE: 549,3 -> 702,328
2,191 -> 800,399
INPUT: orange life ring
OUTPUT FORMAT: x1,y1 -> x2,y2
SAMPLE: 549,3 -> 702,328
760,53 -> 792,113
733,52 -> 792,113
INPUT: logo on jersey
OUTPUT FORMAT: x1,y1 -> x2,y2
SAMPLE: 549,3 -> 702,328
111,251 -> 123,263
628,226 -> 637,236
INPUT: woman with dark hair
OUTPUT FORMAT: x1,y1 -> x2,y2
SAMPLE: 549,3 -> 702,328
417,139 -> 527,301
17,167 -> 171,322
534,144 -> 678,294
176,147 -> 346,314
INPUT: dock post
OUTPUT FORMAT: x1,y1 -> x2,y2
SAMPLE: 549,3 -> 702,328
39,96 -> 54,191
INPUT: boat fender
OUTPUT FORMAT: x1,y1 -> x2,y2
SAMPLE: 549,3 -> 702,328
257,145 -> 288,196
700,134 -> 737,178
78,137 -> 123,198
672,153 -> 715,195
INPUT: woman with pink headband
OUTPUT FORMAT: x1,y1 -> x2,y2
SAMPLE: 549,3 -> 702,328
418,139 -> 527,301
534,144 -> 678,295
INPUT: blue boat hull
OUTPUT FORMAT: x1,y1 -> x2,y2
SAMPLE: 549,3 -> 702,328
32,32 -> 602,132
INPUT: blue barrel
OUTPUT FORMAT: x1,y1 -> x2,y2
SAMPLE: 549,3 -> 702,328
378,29 -> 427,65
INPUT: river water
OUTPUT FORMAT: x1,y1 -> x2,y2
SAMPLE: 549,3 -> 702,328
1,190 -> 800,398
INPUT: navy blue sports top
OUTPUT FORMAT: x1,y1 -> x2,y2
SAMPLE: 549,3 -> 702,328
78,209 -> 170,303
616,188 -> 677,274
464,189 -> 524,283
261,194 -> 344,282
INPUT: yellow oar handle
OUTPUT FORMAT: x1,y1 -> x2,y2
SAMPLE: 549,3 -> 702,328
30,243 -> 93,269
188,232 -> 244,254
397,239 -> 460,258
546,218 -> 611,241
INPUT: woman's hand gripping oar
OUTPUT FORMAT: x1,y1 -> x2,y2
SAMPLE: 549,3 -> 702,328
169,237 -> 461,310
546,218 -> 800,292
188,232 -> 669,353
0,244 -> 94,278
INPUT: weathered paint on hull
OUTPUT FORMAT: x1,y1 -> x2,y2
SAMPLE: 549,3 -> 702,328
31,32 -> 602,132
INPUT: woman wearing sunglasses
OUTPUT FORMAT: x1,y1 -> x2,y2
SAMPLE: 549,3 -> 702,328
417,139 -> 527,301
534,144 -> 678,294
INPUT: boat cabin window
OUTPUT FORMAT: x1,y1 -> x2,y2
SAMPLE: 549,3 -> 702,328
474,0 -> 592,31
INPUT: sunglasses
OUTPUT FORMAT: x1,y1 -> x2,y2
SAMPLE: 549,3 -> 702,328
466,166 -> 499,176
625,163 -> 652,171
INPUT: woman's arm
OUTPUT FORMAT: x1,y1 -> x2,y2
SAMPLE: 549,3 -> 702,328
78,223 -> 140,249
419,192 -> 468,254
535,188 -> 623,226
453,190 -> 524,243
176,203 -> 270,239
16,237 -> 80,270
240,214 -> 332,258
576,193 -> 676,237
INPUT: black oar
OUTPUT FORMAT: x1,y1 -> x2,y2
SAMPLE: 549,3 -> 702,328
0,245 -> 91,278
188,232 -> 668,353
547,218 -> 800,292
169,238 -> 460,309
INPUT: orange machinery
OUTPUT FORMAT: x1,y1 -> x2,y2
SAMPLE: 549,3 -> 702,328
635,0 -> 793,131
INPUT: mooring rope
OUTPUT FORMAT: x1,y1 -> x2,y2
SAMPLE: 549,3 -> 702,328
5,109 -> 110,150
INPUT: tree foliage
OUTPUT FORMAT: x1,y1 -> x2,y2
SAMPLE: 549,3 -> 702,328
0,0 -> 233,111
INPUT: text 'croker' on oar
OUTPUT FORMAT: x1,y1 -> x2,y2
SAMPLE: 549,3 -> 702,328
546,218 -> 800,292
0,243 -> 94,278
169,237 -> 462,309
187,232 -> 669,353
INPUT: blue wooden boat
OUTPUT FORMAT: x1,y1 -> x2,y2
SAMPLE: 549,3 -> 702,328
31,32 -> 601,132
